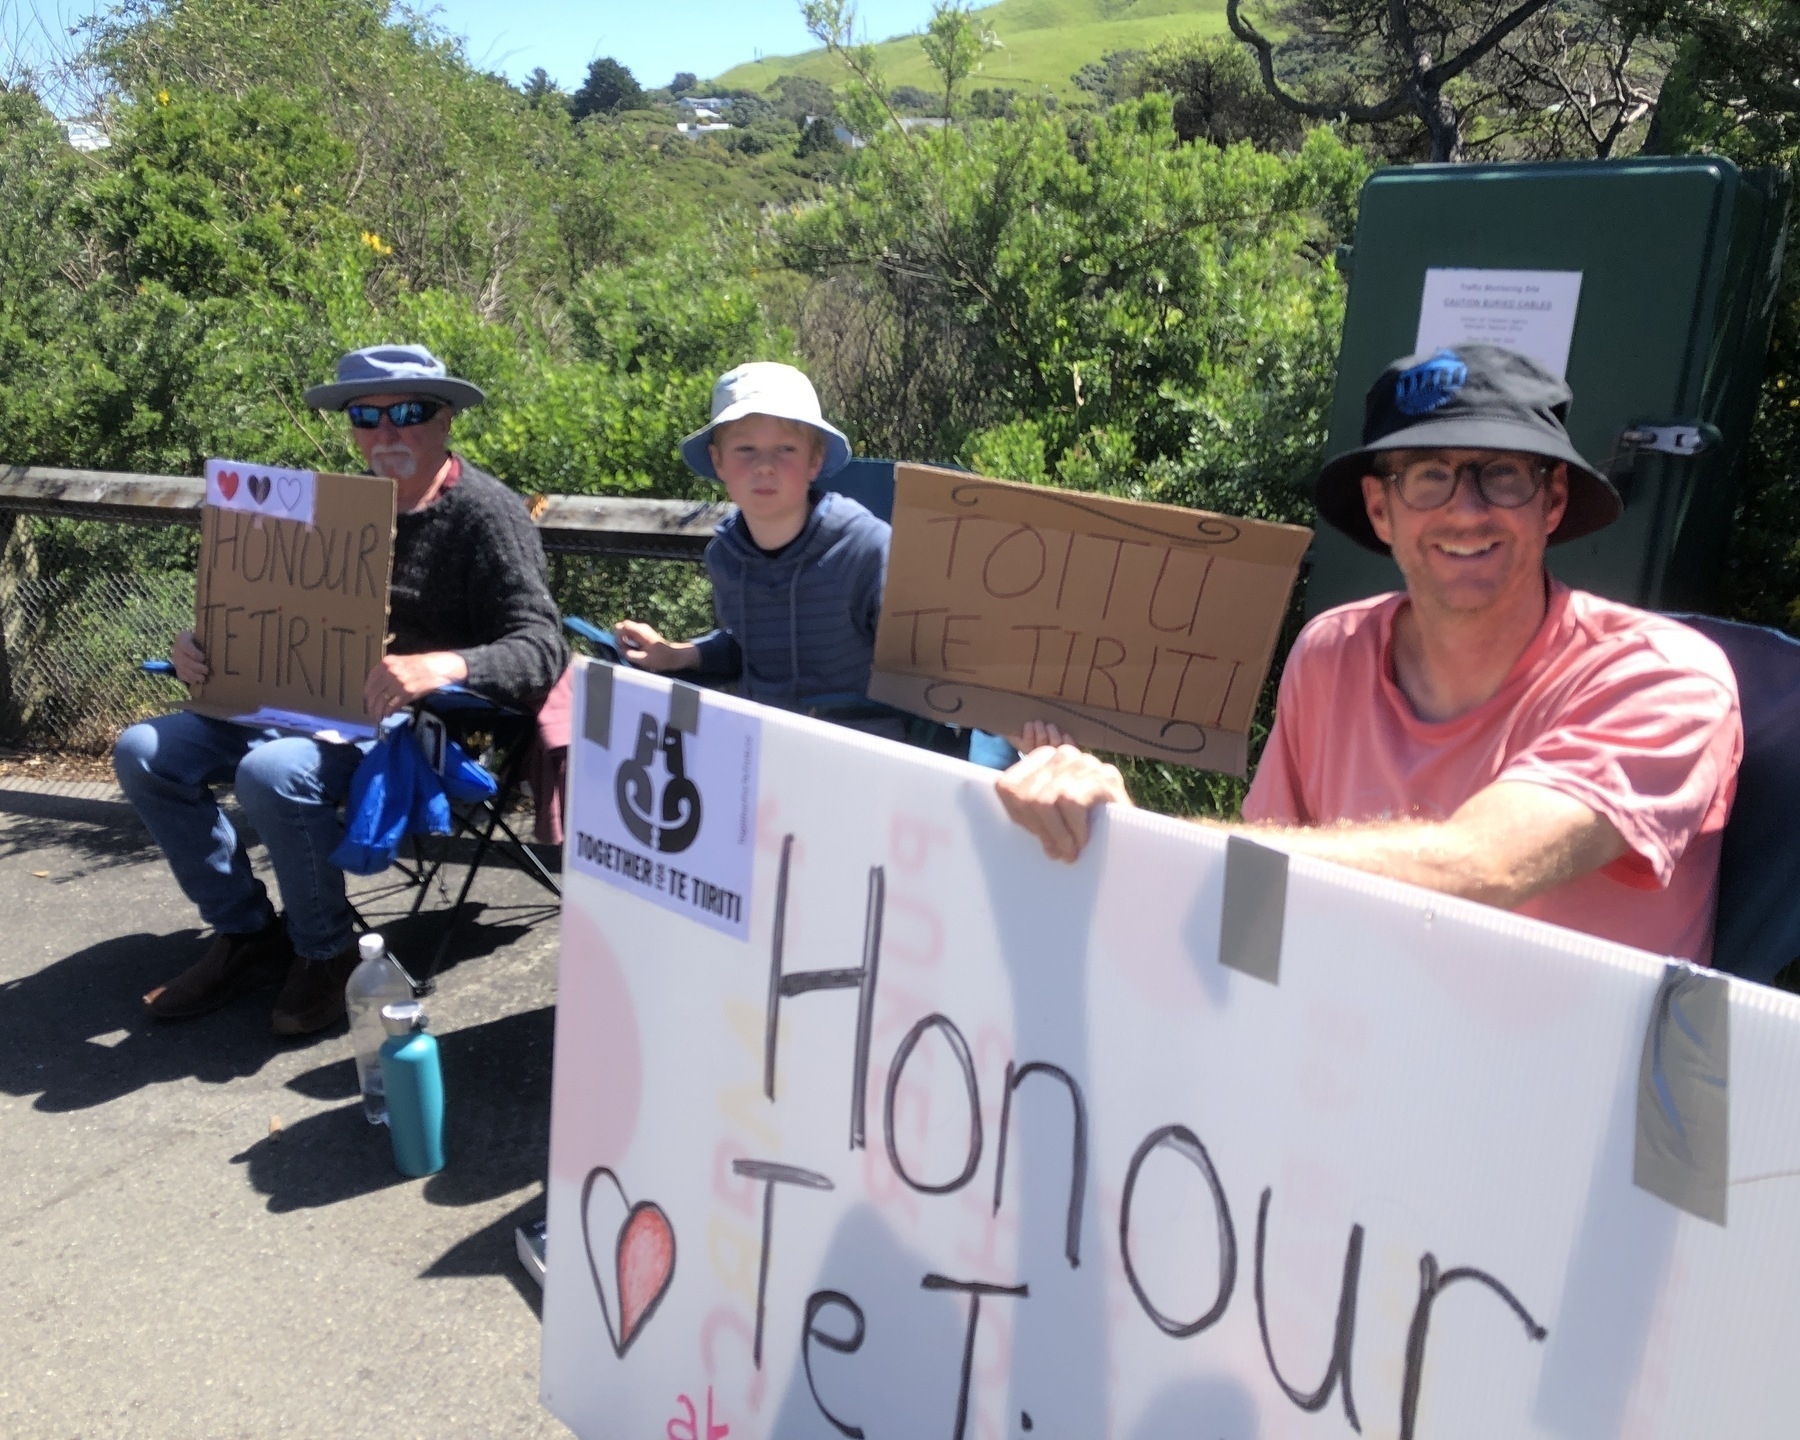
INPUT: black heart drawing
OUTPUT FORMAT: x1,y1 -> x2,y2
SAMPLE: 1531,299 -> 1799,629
246,474 -> 272,505
580,1166 -> 677,1359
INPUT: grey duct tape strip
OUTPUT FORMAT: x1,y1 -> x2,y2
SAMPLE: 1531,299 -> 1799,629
1218,835 -> 1288,985
1634,961 -> 1730,1226
667,681 -> 702,735
583,662 -> 615,748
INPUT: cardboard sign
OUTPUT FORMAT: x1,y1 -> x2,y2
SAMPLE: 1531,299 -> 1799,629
868,466 -> 1311,774
542,676 -> 1800,1439
189,464 -> 396,736
569,665 -> 763,942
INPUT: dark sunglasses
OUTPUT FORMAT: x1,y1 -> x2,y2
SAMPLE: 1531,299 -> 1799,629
345,399 -> 446,430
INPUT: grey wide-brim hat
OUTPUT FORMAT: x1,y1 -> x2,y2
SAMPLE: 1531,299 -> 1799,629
1315,344 -> 1621,554
680,361 -> 851,481
302,344 -> 486,412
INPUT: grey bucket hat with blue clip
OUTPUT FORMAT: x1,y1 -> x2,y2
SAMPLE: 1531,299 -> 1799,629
1314,343 -> 1621,555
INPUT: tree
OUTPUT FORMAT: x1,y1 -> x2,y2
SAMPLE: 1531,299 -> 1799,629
797,114 -> 843,156
780,96 -> 1366,506
966,87 -> 1020,120
1642,0 -> 1800,156
1134,34 -> 1305,149
1642,0 -> 1800,631
919,0 -> 999,119
1487,2 -> 1668,159
571,57 -> 642,119
721,91 -> 776,125
801,0 -> 909,140
670,71 -> 697,95
889,85 -> 939,114
1224,0 -> 1661,161
1073,50 -> 1142,107
521,67 -> 561,109
770,73 -> 837,123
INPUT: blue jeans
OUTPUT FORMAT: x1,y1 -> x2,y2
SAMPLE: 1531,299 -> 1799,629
113,711 -> 366,961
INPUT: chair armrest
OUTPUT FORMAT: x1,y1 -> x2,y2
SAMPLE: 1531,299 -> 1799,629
417,683 -> 522,719
563,617 -> 625,665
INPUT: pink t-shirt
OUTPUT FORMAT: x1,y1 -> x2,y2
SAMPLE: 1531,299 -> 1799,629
1243,583 -> 1742,963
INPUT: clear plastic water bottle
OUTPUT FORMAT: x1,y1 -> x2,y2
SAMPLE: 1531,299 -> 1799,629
378,1001 -> 446,1178
345,933 -> 413,1125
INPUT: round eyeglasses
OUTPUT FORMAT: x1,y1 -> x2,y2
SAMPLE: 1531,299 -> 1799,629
1379,455 -> 1551,511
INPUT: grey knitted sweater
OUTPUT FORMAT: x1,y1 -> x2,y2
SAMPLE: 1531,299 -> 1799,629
389,458 -> 568,709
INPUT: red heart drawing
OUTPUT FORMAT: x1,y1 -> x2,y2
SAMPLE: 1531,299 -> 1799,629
217,469 -> 240,500
581,1166 -> 676,1359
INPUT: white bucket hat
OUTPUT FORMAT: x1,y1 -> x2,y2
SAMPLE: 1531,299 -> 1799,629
679,362 -> 852,481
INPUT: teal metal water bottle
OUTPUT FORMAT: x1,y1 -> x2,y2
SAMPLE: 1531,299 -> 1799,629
377,1001 -> 445,1177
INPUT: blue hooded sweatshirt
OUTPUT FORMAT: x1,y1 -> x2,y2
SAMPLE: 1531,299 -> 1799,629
691,489 -> 889,707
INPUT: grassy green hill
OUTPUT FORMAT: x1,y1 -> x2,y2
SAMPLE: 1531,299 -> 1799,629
709,0 -> 1228,99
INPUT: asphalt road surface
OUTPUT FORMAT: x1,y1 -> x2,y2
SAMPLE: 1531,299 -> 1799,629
0,781 -> 569,1438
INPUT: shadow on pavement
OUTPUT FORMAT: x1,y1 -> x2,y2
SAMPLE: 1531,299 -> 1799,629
376,898 -> 560,991
424,1191 -> 548,1317
232,1005 -> 555,1214
0,906 -> 545,1114
0,790 -> 163,875
0,928 -> 332,1110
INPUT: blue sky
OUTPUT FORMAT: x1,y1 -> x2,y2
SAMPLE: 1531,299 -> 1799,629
15,2 -> 944,101
428,1 -> 943,92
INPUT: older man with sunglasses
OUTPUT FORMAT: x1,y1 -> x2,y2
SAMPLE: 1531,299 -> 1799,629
999,345 -> 1743,964
115,345 -> 567,1034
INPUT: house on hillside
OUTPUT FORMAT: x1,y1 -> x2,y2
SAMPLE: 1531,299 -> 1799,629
62,122 -> 109,152
804,115 -> 867,150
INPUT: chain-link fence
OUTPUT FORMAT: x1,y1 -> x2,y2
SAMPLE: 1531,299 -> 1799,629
1,570 -> 194,752
0,509 -> 718,754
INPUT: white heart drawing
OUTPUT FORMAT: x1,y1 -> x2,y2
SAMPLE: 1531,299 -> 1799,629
579,1166 -> 677,1359
581,1166 -> 631,1344
276,476 -> 304,513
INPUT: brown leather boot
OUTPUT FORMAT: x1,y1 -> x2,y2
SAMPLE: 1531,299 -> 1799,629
270,942 -> 360,1036
144,919 -> 293,1020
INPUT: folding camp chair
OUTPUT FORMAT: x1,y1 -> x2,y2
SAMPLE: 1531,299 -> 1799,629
393,684 -> 560,990
138,661 -> 559,992
822,455 -> 899,521
1669,614 -> 1800,987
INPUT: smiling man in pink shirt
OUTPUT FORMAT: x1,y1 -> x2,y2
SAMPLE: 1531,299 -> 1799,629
998,344 -> 1743,964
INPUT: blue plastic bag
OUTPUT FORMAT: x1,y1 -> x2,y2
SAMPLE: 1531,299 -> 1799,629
440,738 -> 498,805
331,718 -> 453,876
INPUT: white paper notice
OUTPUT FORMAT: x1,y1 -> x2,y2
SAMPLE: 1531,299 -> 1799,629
571,665 -> 761,942
1414,268 -> 1584,378
204,457 -> 317,526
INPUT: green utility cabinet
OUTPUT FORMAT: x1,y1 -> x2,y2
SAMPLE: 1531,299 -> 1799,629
1307,157 -> 1792,617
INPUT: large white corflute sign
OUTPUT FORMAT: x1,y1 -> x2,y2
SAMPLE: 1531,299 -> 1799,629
543,662 -> 1800,1439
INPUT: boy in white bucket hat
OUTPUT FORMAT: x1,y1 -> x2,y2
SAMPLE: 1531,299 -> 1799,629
617,362 -> 899,729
